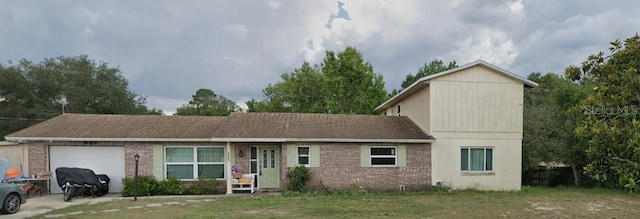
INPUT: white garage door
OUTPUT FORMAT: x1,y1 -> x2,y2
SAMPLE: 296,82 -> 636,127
50,146 -> 125,194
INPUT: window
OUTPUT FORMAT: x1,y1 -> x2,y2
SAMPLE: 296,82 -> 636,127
370,147 -> 396,166
297,146 -> 310,166
461,147 -> 493,171
250,147 -> 258,174
165,146 -> 225,180
397,105 -> 401,116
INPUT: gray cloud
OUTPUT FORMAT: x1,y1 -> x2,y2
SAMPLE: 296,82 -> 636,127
1,0 -> 638,113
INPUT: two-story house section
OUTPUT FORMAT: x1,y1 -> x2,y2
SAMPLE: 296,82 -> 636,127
375,60 -> 538,190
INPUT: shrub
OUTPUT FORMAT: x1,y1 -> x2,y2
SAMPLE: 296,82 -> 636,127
348,178 -> 367,194
435,180 -> 452,191
158,176 -> 185,195
189,176 -> 221,195
286,165 -> 311,192
122,176 -> 161,197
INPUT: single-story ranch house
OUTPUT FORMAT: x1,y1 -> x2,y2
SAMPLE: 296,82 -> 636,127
4,60 -> 536,193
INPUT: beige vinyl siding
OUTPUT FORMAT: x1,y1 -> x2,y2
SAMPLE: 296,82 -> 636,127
428,65 -> 525,190
431,138 -> 521,190
430,66 -> 523,133
153,145 -> 163,180
379,86 -> 430,132
399,86 -> 430,132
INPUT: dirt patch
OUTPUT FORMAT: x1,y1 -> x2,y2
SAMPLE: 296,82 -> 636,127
239,209 -> 288,216
586,201 -> 605,212
587,201 -> 621,212
530,202 -> 563,211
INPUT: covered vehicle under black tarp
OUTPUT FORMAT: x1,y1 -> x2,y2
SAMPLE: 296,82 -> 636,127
55,167 -> 110,196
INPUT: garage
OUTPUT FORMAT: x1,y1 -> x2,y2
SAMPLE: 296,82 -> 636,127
49,146 -> 125,193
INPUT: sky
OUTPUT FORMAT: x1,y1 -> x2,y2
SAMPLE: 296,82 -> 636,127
1,0 -> 639,115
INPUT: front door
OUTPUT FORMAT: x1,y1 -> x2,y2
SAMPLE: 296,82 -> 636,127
259,147 -> 279,188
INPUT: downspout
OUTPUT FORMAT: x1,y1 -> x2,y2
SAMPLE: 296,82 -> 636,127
226,141 -> 233,195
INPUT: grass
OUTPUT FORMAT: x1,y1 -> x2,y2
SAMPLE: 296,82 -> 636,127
31,187 -> 640,219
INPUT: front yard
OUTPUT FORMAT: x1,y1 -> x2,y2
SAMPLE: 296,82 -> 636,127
33,187 -> 640,218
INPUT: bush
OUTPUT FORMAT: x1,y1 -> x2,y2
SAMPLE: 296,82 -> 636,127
122,176 -> 186,196
286,165 -> 311,192
158,176 -> 185,195
348,178 -> 367,194
122,176 -> 161,197
189,176 -> 221,195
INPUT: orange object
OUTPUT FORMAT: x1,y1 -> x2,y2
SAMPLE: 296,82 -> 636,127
5,168 -> 22,178
239,178 -> 251,184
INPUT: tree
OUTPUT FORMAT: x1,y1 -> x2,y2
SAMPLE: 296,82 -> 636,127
260,62 -> 326,113
322,47 -> 387,114
522,72 -> 591,186
0,55 -> 161,140
401,59 -> 457,89
176,88 -> 239,116
550,77 -> 591,186
522,73 -> 563,170
248,47 -> 387,114
566,34 -> 640,190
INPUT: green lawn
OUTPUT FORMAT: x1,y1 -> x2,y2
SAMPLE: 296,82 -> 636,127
32,187 -> 640,219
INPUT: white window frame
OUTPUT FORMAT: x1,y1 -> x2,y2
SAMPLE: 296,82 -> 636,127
164,146 -> 226,180
370,146 -> 397,167
460,147 -> 493,172
296,146 -> 310,167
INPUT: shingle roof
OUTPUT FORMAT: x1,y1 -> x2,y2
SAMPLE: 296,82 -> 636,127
5,113 -> 434,142
214,112 -> 434,141
5,113 -> 225,139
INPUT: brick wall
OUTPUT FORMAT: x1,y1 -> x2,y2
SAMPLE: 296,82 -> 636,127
232,143 -> 251,175
27,143 -> 48,175
25,141 -> 430,192
282,143 -> 431,191
124,143 -> 154,177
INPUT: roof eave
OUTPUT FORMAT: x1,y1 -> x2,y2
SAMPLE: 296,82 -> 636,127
4,137 -> 213,143
215,138 -> 435,143
6,137 -> 435,144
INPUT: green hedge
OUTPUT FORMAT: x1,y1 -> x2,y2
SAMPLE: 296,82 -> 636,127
122,176 -> 185,197
189,176 -> 222,195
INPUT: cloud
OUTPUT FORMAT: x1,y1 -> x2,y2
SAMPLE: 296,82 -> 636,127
1,0 -> 638,114
225,24 -> 249,39
450,28 -> 518,68
266,0 -> 281,10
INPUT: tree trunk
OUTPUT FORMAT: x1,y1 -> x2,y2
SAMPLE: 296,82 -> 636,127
571,163 -> 581,186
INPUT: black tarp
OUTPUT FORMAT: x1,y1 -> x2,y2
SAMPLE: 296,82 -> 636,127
55,167 -> 109,192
